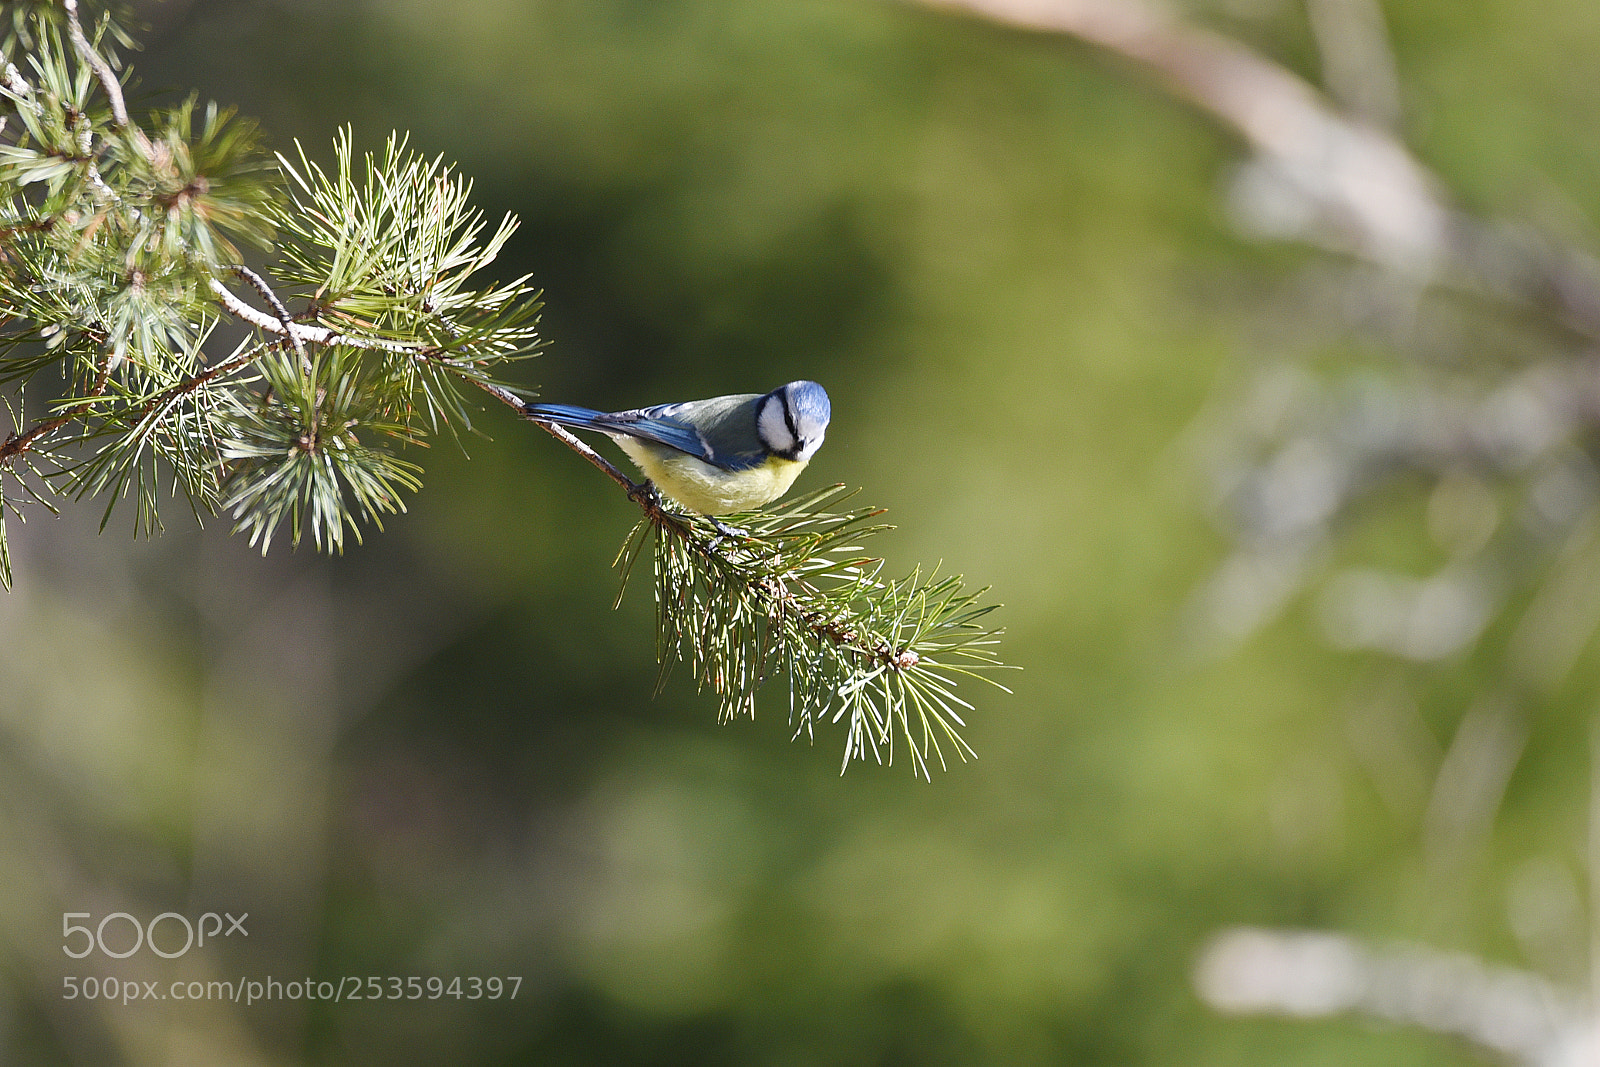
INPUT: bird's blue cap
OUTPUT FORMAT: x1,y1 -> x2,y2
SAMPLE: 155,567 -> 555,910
785,380 -> 831,427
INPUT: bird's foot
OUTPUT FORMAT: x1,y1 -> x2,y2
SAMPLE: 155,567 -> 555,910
708,517 -> 750,543
627,479 -> 663,509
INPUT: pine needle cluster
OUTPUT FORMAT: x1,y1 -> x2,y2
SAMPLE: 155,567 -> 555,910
0,3 -> 542,575
616,485 -> 1010,778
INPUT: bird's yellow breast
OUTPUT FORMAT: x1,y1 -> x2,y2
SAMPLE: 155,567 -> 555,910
615,438 -> 806,514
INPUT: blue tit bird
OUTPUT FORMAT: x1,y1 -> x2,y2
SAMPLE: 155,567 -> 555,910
524,380 -> 831,515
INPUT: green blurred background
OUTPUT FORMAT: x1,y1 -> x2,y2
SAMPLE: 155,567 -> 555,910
5,0 -> 1600,1063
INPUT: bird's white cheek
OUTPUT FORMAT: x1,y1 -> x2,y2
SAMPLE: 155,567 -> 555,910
757,398 -> 797,455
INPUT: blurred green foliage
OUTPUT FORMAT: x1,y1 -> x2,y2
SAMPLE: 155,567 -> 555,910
5,0 -> 1600,1063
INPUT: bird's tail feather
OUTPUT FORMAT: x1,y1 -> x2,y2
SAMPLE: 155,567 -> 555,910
524,402 -> 608,429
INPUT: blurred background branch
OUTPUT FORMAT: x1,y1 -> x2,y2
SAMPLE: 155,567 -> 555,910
1195,926 -> 1598,1066
919,0 -> 1600,338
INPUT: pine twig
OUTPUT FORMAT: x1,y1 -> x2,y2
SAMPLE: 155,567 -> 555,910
0,357 -> 112,464
205,277 -> 435,356
61,0 -> 151,162
61,0 -> 127,129
227,265 -> 310,373
523,407 -> 673,514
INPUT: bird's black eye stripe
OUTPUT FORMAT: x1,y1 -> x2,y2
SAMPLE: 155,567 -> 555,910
781,391 -> 800,449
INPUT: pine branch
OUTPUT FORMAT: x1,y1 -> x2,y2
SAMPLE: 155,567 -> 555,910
0,1 -> 1010,769
638,488 -> 1008,778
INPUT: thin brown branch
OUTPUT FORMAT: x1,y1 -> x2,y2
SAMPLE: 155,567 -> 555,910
135,344 -> 261,425
62,0 -> 126,128
204,274 -> 629,495
2,413 -> 72,463
521,406 -> 664,507
0,216 -> 58,239
208,276 -> 499,362
762,569 -> 920,673
414,372 -> 660,518
3,60 -> 29,98
0,356 -> 113,464
0,339 -> 272,467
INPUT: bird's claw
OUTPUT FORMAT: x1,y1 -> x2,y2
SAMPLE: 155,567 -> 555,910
709,517 -> 750,543
627,479 -> 663,509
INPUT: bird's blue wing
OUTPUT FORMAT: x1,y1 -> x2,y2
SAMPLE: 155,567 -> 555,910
526,401 -> 719,465
596,406 -> 717,462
